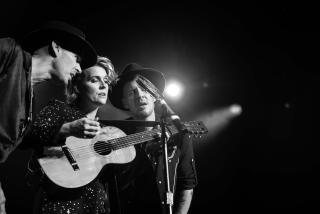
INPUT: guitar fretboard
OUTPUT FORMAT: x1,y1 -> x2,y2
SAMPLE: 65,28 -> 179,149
107,125 -> 179,150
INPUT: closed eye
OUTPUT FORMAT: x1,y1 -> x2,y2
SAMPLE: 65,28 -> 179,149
75,55 -> 82,64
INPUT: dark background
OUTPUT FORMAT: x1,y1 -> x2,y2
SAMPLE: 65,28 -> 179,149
1,1 -> 319,213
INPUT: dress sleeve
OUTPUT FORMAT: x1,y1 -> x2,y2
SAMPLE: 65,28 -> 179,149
24,100 -> 71,147
175,134 -> 198,190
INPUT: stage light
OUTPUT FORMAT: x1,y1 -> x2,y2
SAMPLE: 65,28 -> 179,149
229,104 -> 242,115
164,80 -> 184,100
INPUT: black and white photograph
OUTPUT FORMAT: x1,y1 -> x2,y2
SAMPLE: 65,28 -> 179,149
0,1 -> 319,213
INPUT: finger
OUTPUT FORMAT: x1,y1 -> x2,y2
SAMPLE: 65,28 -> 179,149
84,119 -> 100,127
83,130 -> 99,137
84,124 -> 101,132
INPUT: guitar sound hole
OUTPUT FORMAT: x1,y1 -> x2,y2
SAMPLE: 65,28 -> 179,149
94,141 -> 112,156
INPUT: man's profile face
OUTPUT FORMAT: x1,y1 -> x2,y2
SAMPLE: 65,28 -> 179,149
122,77 -> 156,119
52,48 -> 81,85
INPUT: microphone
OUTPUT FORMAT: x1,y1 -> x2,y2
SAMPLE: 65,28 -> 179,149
155,99 -> 179,119
156,99 -> 185,131
136,75 -> 185,131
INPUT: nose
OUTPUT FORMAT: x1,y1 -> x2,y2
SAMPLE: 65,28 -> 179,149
99,80 -> 107,89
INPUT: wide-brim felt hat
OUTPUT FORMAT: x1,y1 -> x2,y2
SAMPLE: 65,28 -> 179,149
22,21 -> 97,69
109,63 -> 166,111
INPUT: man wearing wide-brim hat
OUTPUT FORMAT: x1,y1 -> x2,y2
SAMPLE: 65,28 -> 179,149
0,20 -> 97,213
108,63 -> 198,214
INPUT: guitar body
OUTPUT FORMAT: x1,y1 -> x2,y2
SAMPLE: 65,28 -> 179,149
38,126 -> 135,188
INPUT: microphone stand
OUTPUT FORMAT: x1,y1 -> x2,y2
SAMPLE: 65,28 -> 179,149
136,75 -> 184,213
160,113 -> 173,214
160,100 -> 173,214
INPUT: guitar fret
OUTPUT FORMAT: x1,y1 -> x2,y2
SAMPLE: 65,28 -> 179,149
105,121 -> 208,151
112,131 -> 156,150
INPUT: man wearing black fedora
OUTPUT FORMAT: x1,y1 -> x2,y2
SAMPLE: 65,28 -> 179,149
0,20 -> 97,213
108,63 -> 197,214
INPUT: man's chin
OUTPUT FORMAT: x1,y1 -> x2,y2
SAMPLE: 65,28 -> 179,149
135,109 -> 151,117
51,77 -> 69,86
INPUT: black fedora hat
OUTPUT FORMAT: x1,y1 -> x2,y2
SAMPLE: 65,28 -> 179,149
109,63 -> 166,111
22,20 -> 97,69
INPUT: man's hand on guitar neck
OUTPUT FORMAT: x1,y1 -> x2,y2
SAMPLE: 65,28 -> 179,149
145,127 -> 172,154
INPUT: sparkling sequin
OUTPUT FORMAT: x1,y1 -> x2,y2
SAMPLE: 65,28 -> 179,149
29,99 -> 109,214
38,181 -> 107,213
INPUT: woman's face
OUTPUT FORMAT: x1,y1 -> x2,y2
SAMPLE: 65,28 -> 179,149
77,65 -> 110,107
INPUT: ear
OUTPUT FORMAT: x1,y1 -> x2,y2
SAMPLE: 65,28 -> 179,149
73,85 -> 80,95
50,41 -> 61,57
151,96 -> 156,103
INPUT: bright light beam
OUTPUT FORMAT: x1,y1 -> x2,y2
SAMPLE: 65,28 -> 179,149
164,80 -> 184,100
195,104 -> 242,140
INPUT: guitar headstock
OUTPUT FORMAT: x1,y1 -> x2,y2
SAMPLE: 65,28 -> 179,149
182,121 -> 208,138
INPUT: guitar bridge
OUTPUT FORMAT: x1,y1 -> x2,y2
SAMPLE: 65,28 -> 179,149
61,145 -> 79,171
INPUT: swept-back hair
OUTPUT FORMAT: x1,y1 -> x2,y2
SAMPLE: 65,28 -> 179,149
66,56 -> 118,104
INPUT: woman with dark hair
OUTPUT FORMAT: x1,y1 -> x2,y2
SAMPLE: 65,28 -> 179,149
23,56 -> 118,214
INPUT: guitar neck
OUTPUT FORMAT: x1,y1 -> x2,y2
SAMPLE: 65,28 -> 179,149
109,125 -> 179,151
105,120 -> 207,151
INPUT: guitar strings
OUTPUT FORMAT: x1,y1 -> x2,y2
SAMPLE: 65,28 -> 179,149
67,125 -> 201,155
65,129 -> 161,160
66,125 -> 187,160
69,124 -> 200,155
74,127 -> 163,152
52,123 -> 202,160
70,137 -> 153,160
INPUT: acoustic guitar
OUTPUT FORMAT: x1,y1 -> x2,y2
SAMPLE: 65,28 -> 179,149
38,121 -> 207,188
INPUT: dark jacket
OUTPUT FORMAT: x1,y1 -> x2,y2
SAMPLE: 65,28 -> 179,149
112,121 -> 198,214
0,38 -> 33,163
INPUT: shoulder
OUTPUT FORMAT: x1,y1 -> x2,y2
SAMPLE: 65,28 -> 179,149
35,99 -> 85,123
0,37 -> 16,46
48,99 -> 68,108
175,133 -> 194,156
0,37 -> 22,54
40,99 -> 68,112
37,99 -> 71,118
48,99 -> 86,121
0,37 -> 27,65
0,38 -> 32,73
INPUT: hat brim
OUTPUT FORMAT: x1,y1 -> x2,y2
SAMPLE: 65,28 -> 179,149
110,68 -> 166,111
22,29 -> 97,69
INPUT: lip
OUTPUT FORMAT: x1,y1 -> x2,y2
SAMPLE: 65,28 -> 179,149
136,102 -> 147,107
98,92 -> 107,97
136,104 -> 147,111
137,99 -> 147,104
